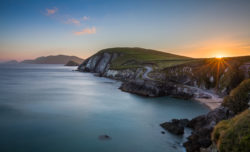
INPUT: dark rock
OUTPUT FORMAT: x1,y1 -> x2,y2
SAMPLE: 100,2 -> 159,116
184,107 -> 234,152
98,134 -> 112,140
160,119 -> 189,135
119,80 -> 173,97
161,131 -> 165,134
94,73 -> 101,77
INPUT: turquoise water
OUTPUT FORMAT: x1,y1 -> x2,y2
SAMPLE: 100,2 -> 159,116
0,64 -> 209,152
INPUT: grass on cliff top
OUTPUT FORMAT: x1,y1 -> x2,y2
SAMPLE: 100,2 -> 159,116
212,109 -> 250,152
97,47 -> 194,70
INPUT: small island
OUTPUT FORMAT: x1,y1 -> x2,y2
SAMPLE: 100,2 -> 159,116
64,60 -> 81,66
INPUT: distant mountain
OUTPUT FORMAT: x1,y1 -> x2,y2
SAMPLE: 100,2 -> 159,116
1,60 -> 19,64
21,55 -> 84,64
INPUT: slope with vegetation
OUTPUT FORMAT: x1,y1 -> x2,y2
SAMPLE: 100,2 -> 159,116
212,109 -> 250,152
210,79 -> 250,152
97,47 -> 193,70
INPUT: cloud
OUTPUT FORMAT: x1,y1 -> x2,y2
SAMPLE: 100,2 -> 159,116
65,18 -> 81,25
45,7 -> 58,16
82,16 -> 89,21
74,27 -> 96,35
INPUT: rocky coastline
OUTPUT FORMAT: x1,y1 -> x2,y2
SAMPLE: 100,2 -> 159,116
78,49 -> 250,152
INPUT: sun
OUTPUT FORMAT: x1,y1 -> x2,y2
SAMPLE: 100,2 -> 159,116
215,55 -> 223,59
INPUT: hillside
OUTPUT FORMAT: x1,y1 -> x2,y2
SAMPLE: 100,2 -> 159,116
212,109 -> 250,152
22,55 -> 84,64
83,47 -> 194,70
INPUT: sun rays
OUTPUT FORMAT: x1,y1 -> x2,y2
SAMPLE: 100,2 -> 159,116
194,56 -> 233,91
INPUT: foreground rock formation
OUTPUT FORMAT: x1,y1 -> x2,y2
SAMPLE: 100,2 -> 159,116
160,119 -> 189,135
184,107 -> 234,152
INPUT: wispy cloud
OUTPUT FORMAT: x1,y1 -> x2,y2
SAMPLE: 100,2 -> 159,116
74,27 -> 96,35
82,16 -> 89,21
45,7 -> 58,16
65,18 -> 81,25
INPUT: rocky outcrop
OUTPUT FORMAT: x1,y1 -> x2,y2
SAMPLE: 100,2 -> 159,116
78,52 -> 146,81
119,80 -> 170,97
160,119 -> 189,135
183,107 -> 234,152
78,52 -> 119,74
119,79 -> 217,99
65,60 -> 80,66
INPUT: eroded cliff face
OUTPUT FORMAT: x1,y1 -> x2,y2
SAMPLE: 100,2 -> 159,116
78,52 -> 144,81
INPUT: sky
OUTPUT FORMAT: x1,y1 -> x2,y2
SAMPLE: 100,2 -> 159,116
0,0 -> 250,61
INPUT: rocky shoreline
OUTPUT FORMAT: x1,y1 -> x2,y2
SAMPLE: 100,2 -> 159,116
160,107 -> 234,152
77,49 -> 250,152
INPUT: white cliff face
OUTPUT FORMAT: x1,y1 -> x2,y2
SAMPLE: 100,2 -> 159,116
79,52 -> 126,77
85,58 -> 93,69
95,53 -> 112,73
81,52 -> 141,80
90,55 -> 101,70
210,76 -> 214,83
105,70 -> 119,77
104,68 -> 144,81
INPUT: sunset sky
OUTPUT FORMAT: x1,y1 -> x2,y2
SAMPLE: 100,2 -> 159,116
0,0 -> 250,61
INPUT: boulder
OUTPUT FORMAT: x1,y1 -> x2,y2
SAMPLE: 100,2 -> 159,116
98,134 -> 112,140
160,119 -> 189,135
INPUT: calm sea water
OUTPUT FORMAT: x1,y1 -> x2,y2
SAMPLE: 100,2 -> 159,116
0,64 -> 209,152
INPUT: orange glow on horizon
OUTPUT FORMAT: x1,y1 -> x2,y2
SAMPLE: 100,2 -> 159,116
215,55 -> 225,59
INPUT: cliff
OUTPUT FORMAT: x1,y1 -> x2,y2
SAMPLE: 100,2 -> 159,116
78,47 -> 250,100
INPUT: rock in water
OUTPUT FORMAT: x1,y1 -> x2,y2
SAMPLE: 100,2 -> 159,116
98,134 -> 112,141
160,119 -> 189,135
65,60 -> 80,66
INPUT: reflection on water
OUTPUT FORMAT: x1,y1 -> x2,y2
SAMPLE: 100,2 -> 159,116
0,64 -> 209,152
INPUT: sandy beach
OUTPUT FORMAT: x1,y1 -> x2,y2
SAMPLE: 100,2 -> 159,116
195,97 -> 223,110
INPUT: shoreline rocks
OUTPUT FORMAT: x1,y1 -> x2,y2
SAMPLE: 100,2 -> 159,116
160,119 -> 189,135
183,107 -> 234,152
119,80 -> 169,97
